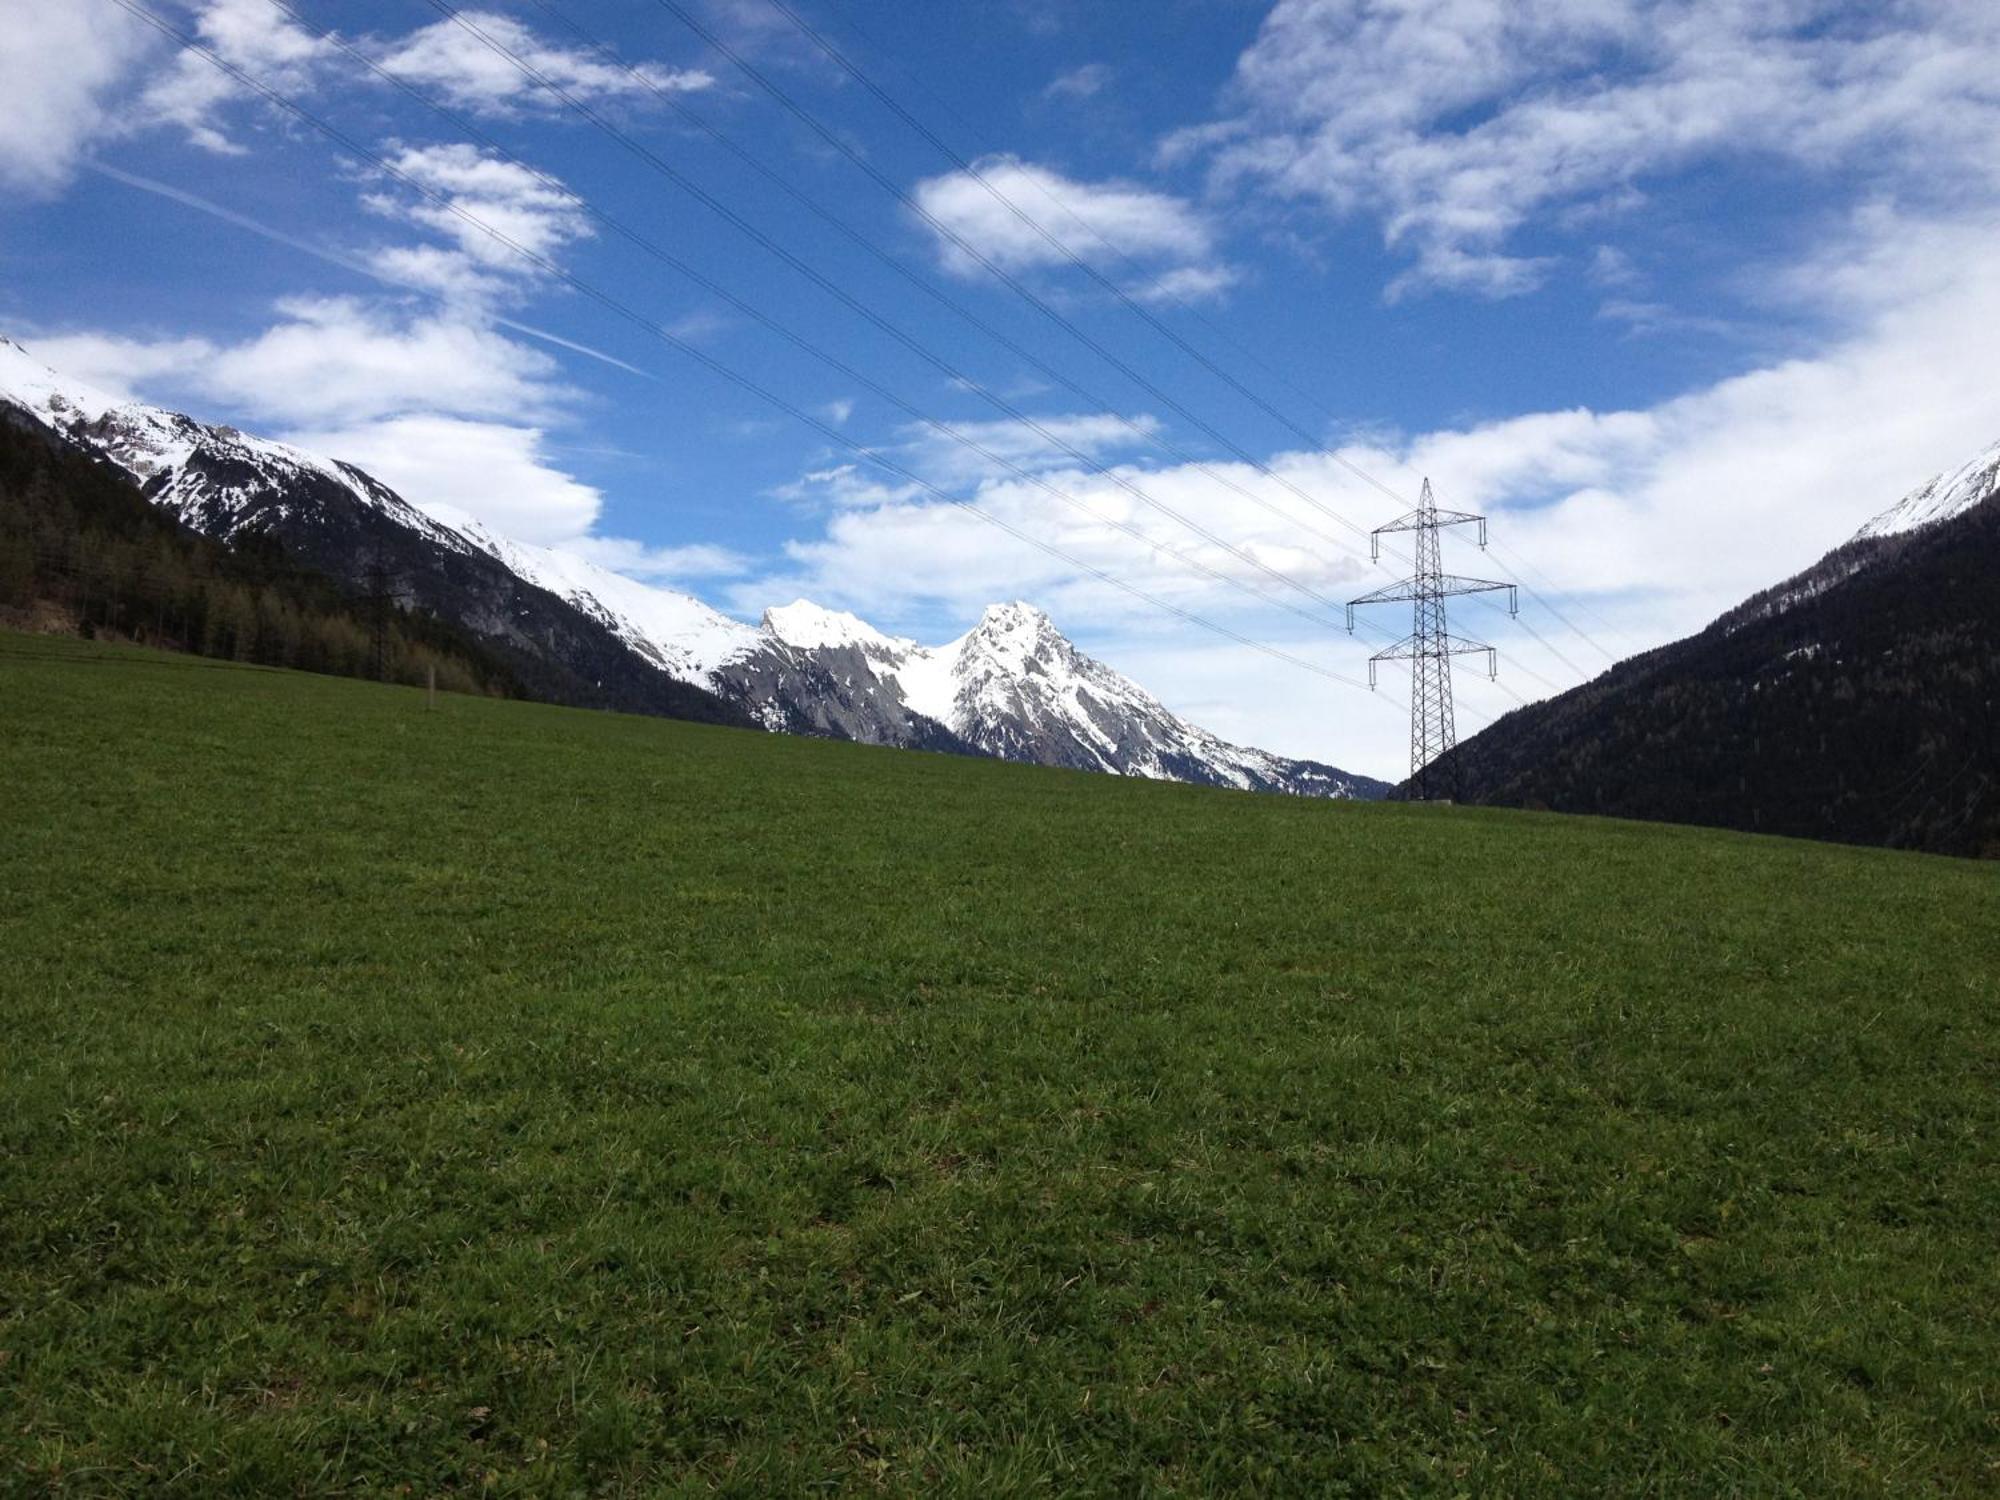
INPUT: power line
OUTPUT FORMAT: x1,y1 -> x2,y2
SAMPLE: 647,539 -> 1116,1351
542,0 -> 1516,697
423,5 -> 1531,722
540,0 -> 1577,716
261,0 -> 1374,643
644,0 -> 1399,559
812,0 -> 1354,438
758,0 -> 1627,674
1486,537 -> 1624,660
627,0 -> 1571,719
406,0 -> 1361,635
100,0 -> 1397,707
519,0 -> 1387,578
752,0 -> 1409,510
274,0 -> 1431,671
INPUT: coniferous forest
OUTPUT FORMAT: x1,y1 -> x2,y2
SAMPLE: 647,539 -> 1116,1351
1445,495 -> 2000,857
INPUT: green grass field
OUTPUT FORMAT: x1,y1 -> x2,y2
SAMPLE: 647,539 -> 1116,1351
3,632 -> 1996,1496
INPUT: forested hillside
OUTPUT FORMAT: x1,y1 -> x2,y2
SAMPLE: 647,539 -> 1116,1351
1448,493 -> 2000,856
0,407 -> 517,696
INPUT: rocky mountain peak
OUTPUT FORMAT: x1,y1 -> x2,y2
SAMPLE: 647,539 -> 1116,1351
971,599 -> 1054,634
961,599 -> 1071,671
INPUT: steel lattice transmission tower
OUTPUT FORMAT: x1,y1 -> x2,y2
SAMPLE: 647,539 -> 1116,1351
1346,479 -> 1518,799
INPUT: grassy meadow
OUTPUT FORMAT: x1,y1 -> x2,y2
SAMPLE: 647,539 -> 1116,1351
2,631 -> 1996,1495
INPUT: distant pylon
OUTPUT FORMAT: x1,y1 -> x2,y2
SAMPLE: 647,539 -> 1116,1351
364,560 -> 392,682
1347,479 -> 1518,799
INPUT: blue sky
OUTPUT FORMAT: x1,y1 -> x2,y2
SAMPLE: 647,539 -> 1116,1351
4,0 -> 1998,776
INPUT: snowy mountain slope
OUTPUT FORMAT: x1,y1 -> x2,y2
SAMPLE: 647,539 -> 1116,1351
1,333 -> 1385,797
1710,434 -> 2000,639
434,508 -> 762,682
1853,437 -> 2000,541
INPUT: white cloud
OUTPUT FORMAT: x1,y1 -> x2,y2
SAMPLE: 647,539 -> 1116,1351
362,143 -> 593,302
1131,263 -> 1242,304
1178,0 -> 2000,299
759,444 -> 1374,630
32,297 -> 571,430
567,535 -> 748,581
28,301 -> 688,555
771,464 -> 926,512
137,0 -> 332,155
0,3 -> 155,194
367,243 -> 515,304
1045,63 -> 1112,101
899,411 -> 1165,488
0,1 -> 708,191
1588,244 -> 1643,291
1595,297 -> 1741,341
22,332 -> 215,403
247,298 -> 566,426
374,10 -> 711,116
283,415 -> 602,544
911,154 -> 1235,300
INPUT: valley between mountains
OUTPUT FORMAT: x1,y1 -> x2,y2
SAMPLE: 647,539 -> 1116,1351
0,335 -> 1387,800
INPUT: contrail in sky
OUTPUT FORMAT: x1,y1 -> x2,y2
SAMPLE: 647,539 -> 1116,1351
85,159 -> 659,381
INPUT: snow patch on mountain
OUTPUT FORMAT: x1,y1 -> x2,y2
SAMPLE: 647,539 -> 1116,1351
890,639 -> 962,727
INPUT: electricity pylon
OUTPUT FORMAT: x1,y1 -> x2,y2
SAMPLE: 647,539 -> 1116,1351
1346,479 -> 1517,799
363,560 -> 394,682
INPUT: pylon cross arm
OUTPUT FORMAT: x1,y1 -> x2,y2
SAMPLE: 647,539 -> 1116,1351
1429,575 -> 1516,601
1348,576 -> 1511,607
1348,576 -> 1426,609
1366,632 -> 1496,665
1371,507 -> 1486,537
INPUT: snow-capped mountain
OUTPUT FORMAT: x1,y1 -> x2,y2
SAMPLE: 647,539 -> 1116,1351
697,597 -> 1382,795
0,336 -> 464,552
1711,435 -> 2000,640
1,335 -> 1385,798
